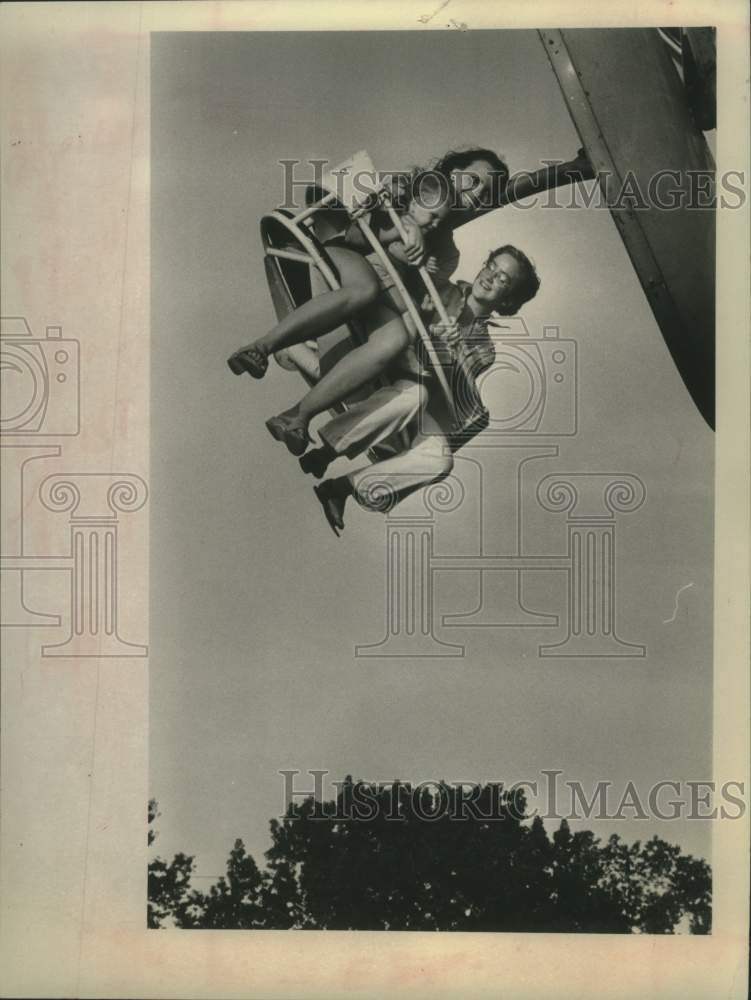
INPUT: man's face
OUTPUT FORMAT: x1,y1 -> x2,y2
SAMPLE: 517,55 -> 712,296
472,252 -> 523,311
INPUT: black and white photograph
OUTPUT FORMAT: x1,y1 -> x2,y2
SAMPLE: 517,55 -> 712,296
150,25 -> 721,930
1,3 -> 749,998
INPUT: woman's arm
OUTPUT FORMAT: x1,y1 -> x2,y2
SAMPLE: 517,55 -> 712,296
386,241 -> 412,267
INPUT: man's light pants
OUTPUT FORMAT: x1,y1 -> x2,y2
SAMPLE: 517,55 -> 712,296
318,379 -> 454,511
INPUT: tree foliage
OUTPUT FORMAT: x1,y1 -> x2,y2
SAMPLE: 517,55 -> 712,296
147,783 -> 711,933
147,799 -> 196,928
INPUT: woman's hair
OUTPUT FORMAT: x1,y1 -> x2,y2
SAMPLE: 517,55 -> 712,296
385,148 -> 509,215
434,147 -> 510,206
488,244 -> 541,315
435,146 -> 508,176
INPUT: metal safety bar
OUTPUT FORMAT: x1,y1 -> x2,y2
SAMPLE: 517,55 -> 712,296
352,202 -> 457,422
262,208 -> 342,292
266,246 -> 317,264
290,191 -> 338,226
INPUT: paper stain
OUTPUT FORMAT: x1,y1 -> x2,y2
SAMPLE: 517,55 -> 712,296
662,582 -> 694,623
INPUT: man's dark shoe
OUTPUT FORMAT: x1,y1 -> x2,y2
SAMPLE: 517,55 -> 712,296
314,480 -> 347,537
299,446 -> 333,479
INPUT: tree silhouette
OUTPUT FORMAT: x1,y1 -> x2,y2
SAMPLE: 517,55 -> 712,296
185,839 -> 266,929
147,799 -> 196,928
549,821 -> 628,932
147,781 -> 711,933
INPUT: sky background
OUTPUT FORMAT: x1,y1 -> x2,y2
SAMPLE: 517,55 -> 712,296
150,30 -> 715,885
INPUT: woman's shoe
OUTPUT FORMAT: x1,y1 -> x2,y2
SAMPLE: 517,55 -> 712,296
227,345 -> 268,379
265,412 -> 310,456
